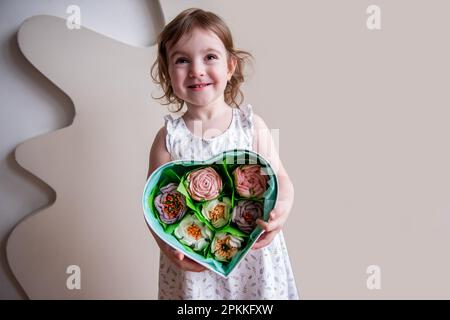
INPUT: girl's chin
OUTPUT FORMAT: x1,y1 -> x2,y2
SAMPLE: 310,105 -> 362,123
186,102 -> 214,109
184,97 -> 218,107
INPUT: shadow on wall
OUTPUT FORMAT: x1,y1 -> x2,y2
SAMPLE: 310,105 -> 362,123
2,31 -> 70,300
143,0 -> 165,47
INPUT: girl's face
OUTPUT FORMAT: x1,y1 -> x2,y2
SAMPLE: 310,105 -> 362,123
167,27 -> 236,109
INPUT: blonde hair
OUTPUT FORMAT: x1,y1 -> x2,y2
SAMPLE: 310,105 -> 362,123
151,8 -> 253,112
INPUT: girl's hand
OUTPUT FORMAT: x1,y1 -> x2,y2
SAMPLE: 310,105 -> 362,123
252,206 -> 289,250
149,228 -> 206,272
159,241 -> 207,272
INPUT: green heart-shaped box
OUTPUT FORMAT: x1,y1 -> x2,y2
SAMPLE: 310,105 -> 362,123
142,149 -> 278,278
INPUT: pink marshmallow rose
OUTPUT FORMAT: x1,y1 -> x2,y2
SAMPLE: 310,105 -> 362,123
186,167 -> 223,201
233,165 -> 268,198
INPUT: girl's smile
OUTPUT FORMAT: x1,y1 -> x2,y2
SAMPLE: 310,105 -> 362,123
188,82 -> 214,91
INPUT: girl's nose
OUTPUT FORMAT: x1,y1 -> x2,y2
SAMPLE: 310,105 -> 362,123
188,61 -> 205,78
188,69 -> 205,78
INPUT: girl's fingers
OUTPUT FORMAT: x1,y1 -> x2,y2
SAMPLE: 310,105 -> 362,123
256,207 -> 287,232
270,211 -> 279,220
174,250 -> 184,261
168,248 -> 206,272
256,218 -> 269,230
256,218 -> 280,232
252,229 -> 279,250
166,246 -> 184,261
179,256 -> 207,272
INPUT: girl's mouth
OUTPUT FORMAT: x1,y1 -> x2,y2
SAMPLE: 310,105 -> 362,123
188,83 -> 213,91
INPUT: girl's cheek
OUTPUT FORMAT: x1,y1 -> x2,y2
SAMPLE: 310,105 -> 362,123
169,63 -> 185,75
173,68 -> 187,78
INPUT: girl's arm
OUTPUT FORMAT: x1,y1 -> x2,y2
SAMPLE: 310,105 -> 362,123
147,127 -> 171,179
147,126 -> 206,272
251,114 -> 295,249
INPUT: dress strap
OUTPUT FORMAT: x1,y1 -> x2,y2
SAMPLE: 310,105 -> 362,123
236,104 -> 254,147
164,113 -> 180,157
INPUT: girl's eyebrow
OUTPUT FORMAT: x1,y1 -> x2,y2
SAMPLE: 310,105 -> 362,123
170,48 -> 222,59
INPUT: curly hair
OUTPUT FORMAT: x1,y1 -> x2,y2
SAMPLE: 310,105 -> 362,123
150,8 -> 253,112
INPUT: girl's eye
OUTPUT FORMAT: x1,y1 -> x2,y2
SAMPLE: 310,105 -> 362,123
175,58 -> 188,64
174,54 -> 217,64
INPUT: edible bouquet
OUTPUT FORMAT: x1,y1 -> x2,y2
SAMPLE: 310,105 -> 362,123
142,149 -> 278,277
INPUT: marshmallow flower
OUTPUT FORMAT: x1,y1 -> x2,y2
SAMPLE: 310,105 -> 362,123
186,167 -> 223,201
210,232 -> 244,262
232,200 -> 263,234
154,182 -> 187,224
201,197 -> 232,229
174,214 -> 213,252
233,165 -> 268,199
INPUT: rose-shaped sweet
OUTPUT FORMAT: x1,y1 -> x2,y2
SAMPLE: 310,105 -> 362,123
201,197 -> 232,229
231,200 -> 263,233
210,232 -> 244,262
186,167 -> 223,201
233,164 -> 268,198
174,214 -> 213,252
154,182 -> 187,224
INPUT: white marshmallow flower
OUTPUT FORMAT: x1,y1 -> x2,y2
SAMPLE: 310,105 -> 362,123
201,197 -> 232,229
174,213 -> 213,252
211,232 -> 244,262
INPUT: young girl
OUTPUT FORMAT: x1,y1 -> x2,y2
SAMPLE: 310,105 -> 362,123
148,8 -> 299,299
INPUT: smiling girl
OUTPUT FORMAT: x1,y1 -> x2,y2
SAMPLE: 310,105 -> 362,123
148,8 -> 299,300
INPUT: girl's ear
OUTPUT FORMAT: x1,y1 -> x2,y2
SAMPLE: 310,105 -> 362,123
227,56 -> 237,81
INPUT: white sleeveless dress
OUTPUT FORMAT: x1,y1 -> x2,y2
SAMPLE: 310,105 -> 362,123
159,104 -> 299,300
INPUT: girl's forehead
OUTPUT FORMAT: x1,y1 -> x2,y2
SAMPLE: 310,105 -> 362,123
168,28 -> 226,53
